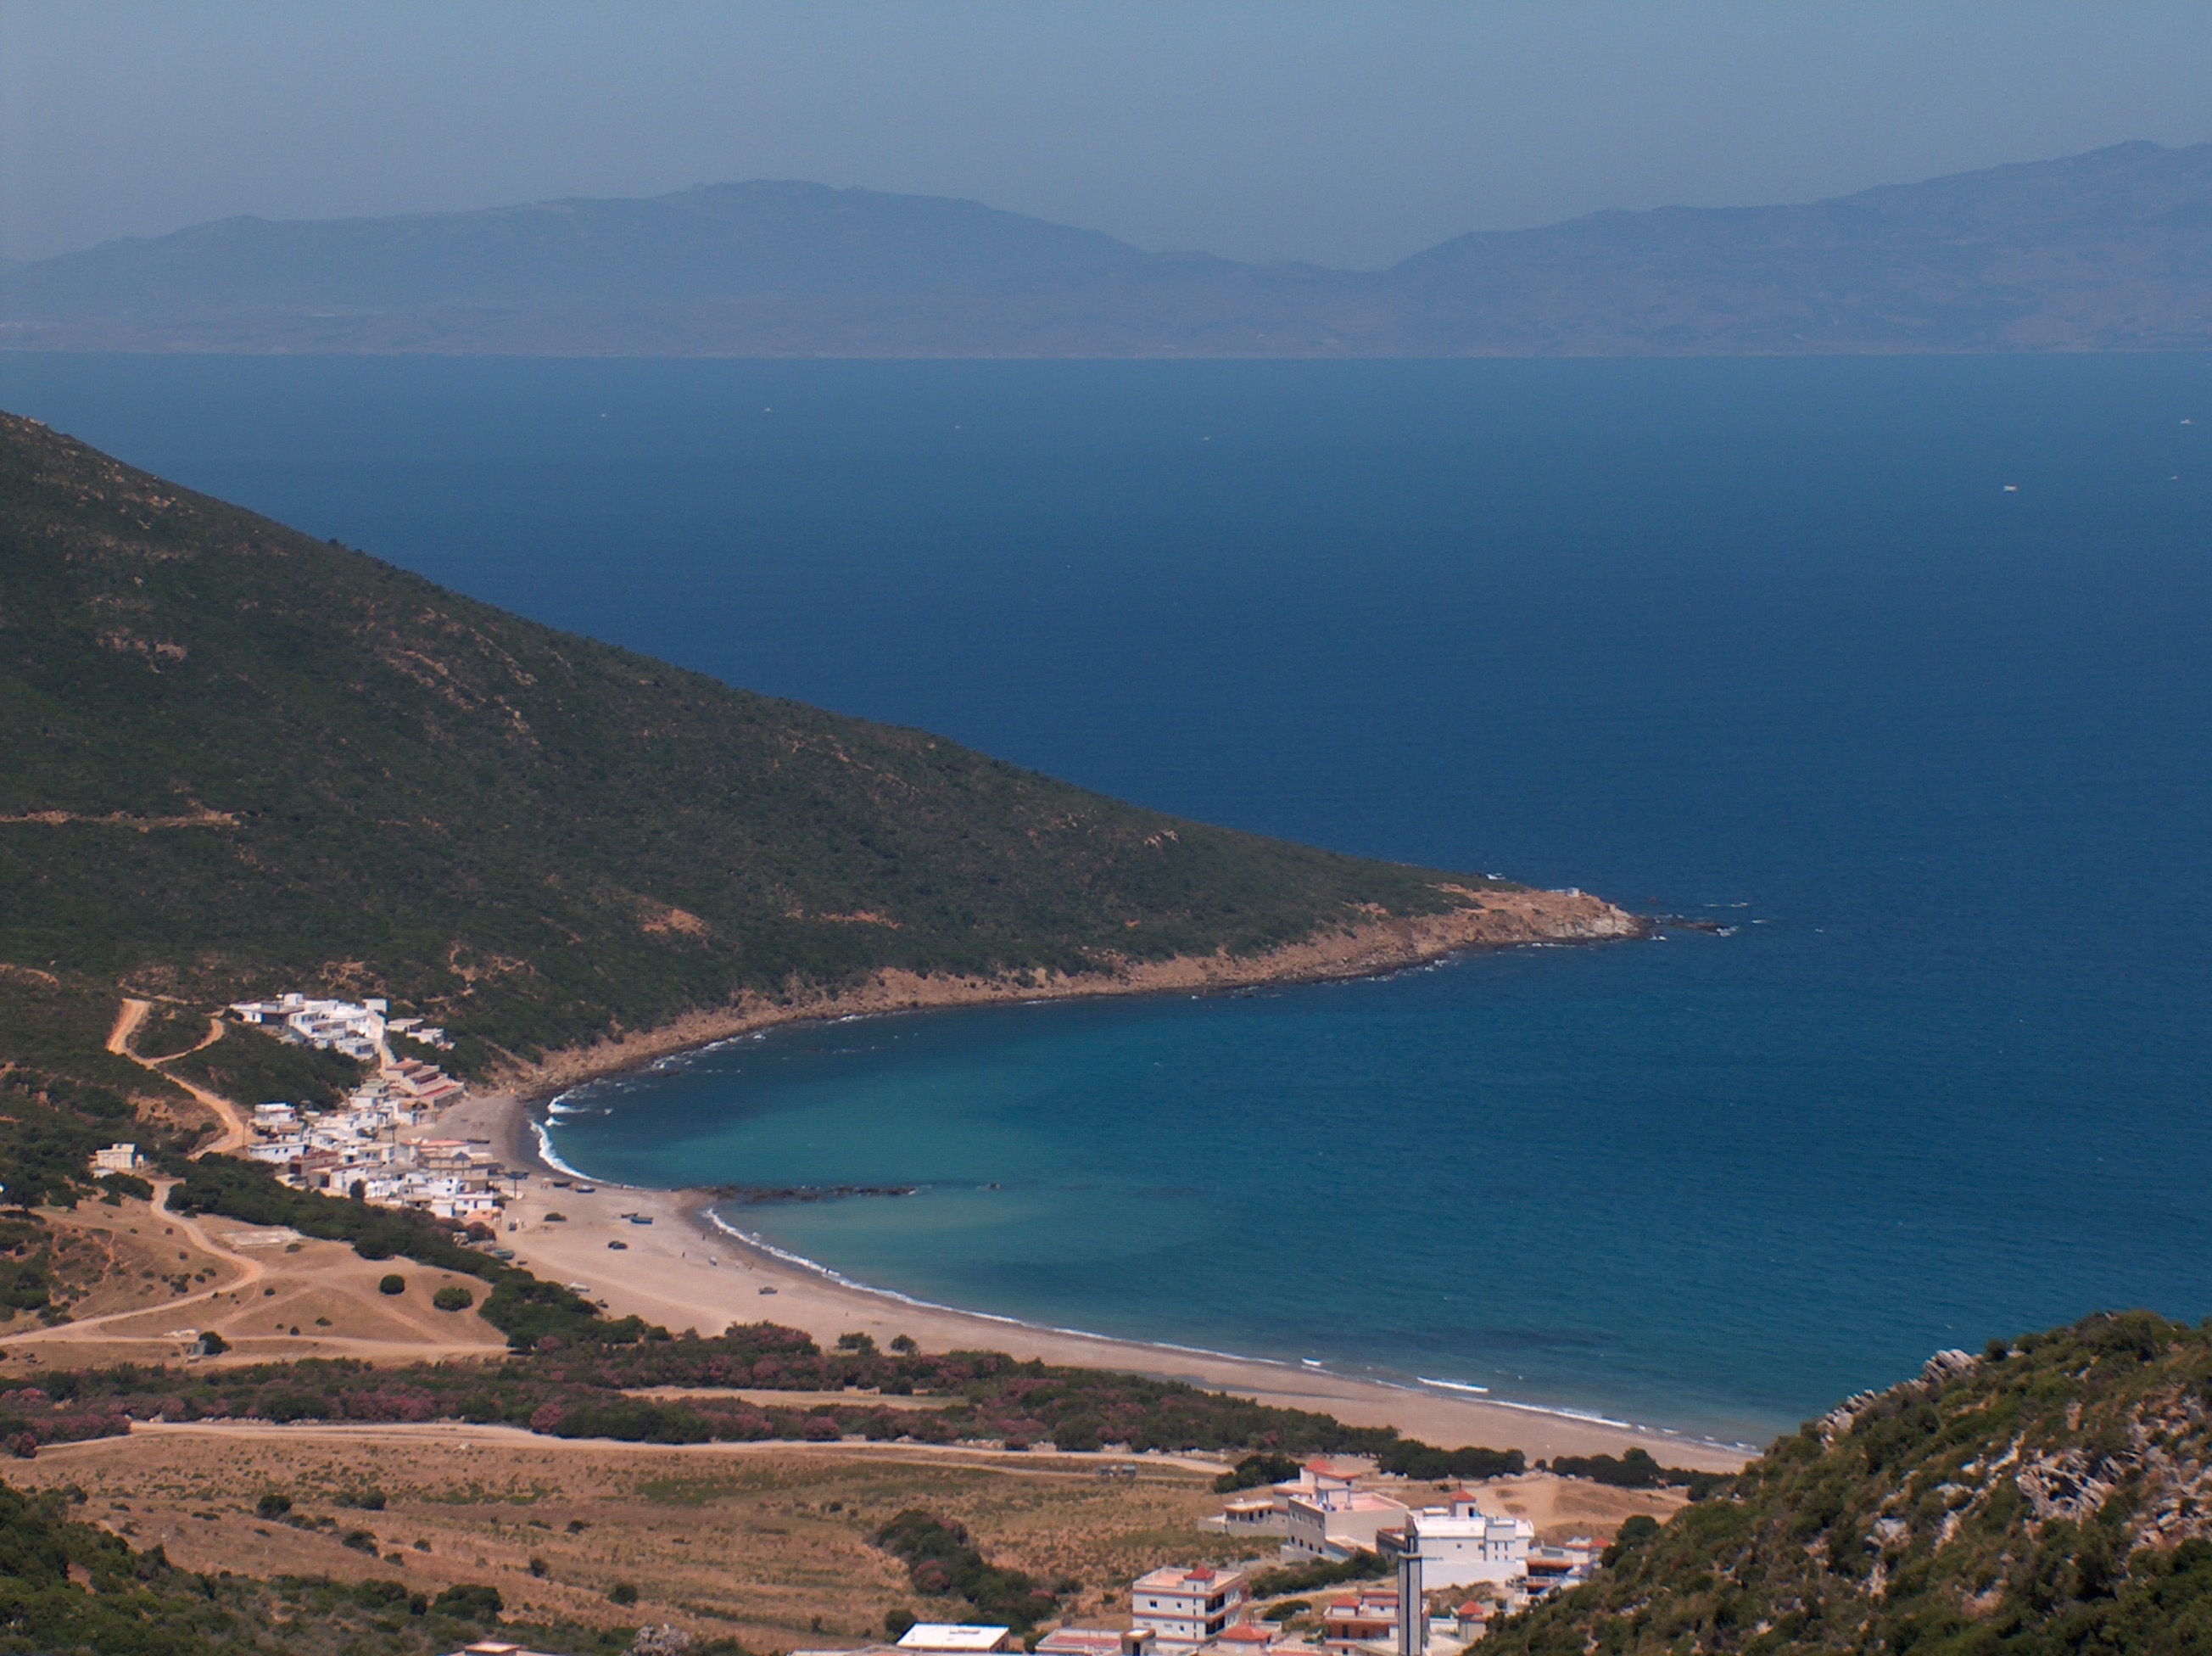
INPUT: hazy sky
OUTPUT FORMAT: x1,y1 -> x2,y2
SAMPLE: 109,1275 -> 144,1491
5,2 -> 2210,268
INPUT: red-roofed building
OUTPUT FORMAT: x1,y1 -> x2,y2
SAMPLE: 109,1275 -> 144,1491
1321,1591 -> 1399,1653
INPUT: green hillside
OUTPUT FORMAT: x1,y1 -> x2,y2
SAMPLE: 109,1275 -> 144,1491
1489,1312 -> 2212,1655
0,410 -> 1490,1082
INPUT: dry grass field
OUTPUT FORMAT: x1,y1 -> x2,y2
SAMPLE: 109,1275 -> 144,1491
0,1194 -> 1689,1653
13,1428 -> 1252,1648
4,1189 -> 508,1370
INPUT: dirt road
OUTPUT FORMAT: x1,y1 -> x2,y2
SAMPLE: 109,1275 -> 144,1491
107,996 -> 248,1155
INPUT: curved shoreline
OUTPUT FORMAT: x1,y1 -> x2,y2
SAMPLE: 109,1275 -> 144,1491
460,1099 -> 1753,1471
690,1203 -> 1752,1452
488,886 -> 1644,1099
437,893 -> 1751,1474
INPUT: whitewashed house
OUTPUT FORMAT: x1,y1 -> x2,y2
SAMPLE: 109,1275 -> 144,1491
1378,1491 -> 1535,1591
1131,1566 -> 1248,1649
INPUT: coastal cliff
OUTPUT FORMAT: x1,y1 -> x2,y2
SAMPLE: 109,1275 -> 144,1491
501,887 -> 1641,1093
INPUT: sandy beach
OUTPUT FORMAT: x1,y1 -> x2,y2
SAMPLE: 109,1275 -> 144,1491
437,1081 -> 1752,1475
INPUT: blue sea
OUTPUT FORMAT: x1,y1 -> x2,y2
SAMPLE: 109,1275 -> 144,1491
5,353 -> 2209,1446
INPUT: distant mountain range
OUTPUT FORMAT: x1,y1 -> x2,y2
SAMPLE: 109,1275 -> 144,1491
6,141 -> 2209,355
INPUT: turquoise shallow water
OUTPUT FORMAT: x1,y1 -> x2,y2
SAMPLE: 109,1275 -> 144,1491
4,352 -> 2209,1444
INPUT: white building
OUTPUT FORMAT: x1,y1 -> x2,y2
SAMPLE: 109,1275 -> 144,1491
1131,1566 -> 1248,1649
384,1056 -> 464,1104
1215,1458 -> 1417,1563
1380,1492 -> 1535,1592
91,1143 -> 141,1175
233,993 -> 468,1111
1523,1540 -> 1599,1600
231,993 -> 388,1060
1208,1494 -> 1286,1536
1196,1625 -> 1282,1656
896,1627 -> 1017,1655
1284,1485 -> 1410,1561
1035,1630 -> 1155,1656
240,1069 -> 488,1216
388,1015 -> 455,1050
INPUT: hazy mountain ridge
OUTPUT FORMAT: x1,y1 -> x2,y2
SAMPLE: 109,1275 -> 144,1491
6,142 -> 2209,355
1389,139 -> 2212,353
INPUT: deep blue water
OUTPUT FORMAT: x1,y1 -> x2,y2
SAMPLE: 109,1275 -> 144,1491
5,353 -> 2209,1443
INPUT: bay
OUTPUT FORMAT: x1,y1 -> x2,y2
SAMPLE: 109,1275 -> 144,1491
5,351 -> 2208,1442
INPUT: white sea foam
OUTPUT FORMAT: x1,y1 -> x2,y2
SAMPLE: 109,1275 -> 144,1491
692,1207 -> 1754,1453
699,1208 -> 1295,1368
529,1119 -> 595,1182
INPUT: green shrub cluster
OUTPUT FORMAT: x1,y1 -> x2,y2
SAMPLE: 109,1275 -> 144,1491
1215,1450 -> 1301,1491
871,1509 -> 1060,1631
165,1029 -> 367,1113
1377,1440 -> 1527,1481
1247,1552 -> 1388,1598
1542,1446 -> 1725,1499
0,976 -> 192,1215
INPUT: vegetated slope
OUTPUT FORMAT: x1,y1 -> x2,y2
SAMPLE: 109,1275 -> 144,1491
1486,1312 -> 2212,1655
0,1474 -> 650,1655
3,143 -> 2209,355
0,411 -> 1494,1076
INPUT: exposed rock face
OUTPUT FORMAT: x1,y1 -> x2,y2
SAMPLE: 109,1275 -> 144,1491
1919,1350 -> 1978,1387
1818,1390 -> 1882,1444
2016,1446 -> 2122,1525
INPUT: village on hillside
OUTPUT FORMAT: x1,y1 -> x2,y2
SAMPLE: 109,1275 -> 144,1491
221,993 -> 511,1220
88,993 -> 513,1225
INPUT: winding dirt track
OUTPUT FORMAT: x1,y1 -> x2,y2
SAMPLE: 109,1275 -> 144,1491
25,1177 -> 265,1343
103,996 -> 150,1056
107,997 -> 249,1155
